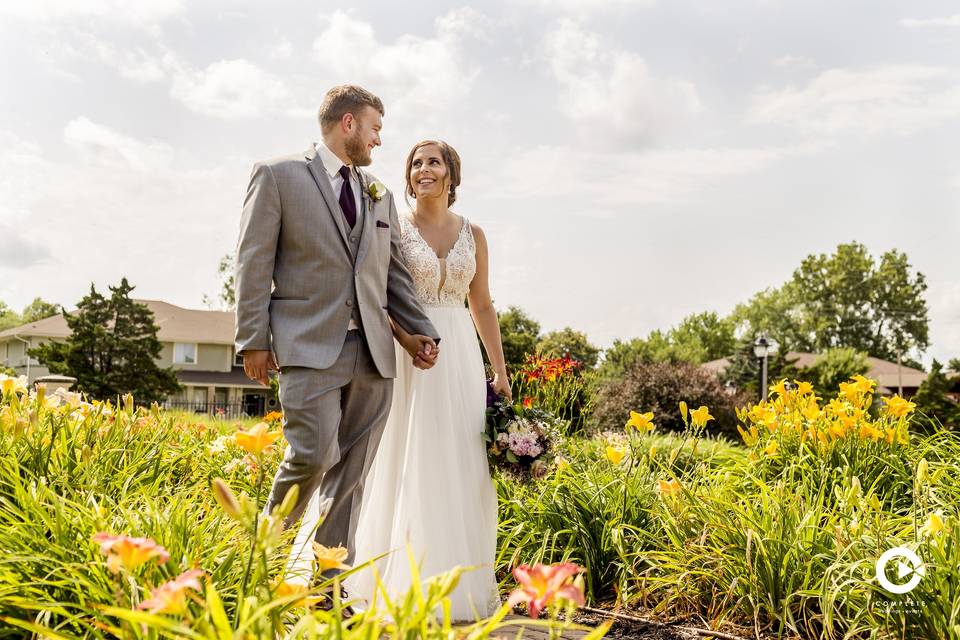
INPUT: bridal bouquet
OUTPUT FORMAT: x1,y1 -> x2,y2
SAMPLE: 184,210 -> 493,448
483,380 -> 559,480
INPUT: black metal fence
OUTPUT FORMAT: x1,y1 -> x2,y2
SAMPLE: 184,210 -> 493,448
162,401 -> 263,419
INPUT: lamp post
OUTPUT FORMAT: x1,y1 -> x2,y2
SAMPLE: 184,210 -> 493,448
753,334 -> 771,404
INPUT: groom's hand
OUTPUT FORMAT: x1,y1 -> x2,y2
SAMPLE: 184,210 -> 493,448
242,349 -> 278,386
410,335 -> 439,370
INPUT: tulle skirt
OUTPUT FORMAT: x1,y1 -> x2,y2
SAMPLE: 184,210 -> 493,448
286,305 -> 500,621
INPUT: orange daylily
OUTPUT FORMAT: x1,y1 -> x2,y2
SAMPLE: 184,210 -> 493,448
92,533 -> 170,573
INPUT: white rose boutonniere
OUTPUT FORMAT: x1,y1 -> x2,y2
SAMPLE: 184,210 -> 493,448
368,181 -> 386,202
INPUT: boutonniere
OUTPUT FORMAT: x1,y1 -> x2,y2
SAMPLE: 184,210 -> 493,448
368,181 -> 386,202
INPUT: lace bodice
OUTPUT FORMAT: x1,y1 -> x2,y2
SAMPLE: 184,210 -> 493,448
398,214 -> 476,307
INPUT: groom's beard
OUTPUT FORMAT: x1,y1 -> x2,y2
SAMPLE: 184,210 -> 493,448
345,131 -> 372,167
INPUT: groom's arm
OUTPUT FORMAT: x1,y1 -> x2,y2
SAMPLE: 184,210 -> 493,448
384,192 -> 439,342
234,162 -> 281,358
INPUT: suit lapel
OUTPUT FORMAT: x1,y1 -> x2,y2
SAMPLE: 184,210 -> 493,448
355,169 -> 375,266
304,146 -> 351,255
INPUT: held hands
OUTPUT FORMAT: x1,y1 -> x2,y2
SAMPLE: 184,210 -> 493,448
242,350 -> 278,386
404,335 -> 440,370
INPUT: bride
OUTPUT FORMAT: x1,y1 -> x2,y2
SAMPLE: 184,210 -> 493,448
286,139 -> 512,621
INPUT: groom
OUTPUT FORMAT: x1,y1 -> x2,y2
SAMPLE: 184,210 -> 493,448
234,84 -> 439,576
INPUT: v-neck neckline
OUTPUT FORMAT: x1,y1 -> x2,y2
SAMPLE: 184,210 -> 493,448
406,214 -> 466,262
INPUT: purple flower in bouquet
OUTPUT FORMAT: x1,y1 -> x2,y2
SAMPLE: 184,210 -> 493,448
486,378 -> 500,408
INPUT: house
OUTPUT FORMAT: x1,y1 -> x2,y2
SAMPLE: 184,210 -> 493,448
702,351 -> 929,397
0,300 -> 276,417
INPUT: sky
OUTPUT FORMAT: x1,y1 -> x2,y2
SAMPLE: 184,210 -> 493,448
1,0 -> 958,363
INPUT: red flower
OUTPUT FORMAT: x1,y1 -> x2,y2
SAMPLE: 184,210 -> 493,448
523,397 -> 533,409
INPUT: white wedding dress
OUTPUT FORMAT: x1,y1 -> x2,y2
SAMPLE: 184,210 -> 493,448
285,213 -> 500,621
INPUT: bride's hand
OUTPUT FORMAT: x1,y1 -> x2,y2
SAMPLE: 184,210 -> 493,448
491,372 -> 512,402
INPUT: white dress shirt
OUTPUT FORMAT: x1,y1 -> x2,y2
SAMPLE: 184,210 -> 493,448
315,142 -> 363,331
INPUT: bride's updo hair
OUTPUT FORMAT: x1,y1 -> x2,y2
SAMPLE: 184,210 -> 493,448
404,140 -> 461,207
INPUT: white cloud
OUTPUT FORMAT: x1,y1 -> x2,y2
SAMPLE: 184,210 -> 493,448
748,65 -> 960,135
267,38 -> 294,60
541,19 -> 701,148
900,15 -> 960,28
487,142 -> 821,206
0,224 -> 51,268
169,59 -> 293,119
312,10 -> 482,121
0,0 -> 183,25
63,117 -> 175,172
0,125 -> 244,313
773,55 -> 815,68
522,0 -> 656,9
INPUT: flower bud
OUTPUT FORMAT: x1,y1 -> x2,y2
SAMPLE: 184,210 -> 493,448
212,478 -> 242,520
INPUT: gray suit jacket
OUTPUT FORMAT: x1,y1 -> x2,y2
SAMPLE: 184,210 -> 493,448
234,145 -> 438,378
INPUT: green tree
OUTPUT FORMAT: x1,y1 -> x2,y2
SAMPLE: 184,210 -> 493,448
0,302 -> 20,331
30,279 -> 180,404
203,252 -> 237,310
730,285 -> 813,354
669,311 -> 737,364
498,306 -> 540,370
536,327 -> 600,369
804,347 -> 870,399
732,243 -> 929,361
912,360 -> 960,430
596,312 -> 735,381
20,297 -> 60,324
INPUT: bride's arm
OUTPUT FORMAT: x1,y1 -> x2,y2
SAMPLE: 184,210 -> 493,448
466,224 -> 512,401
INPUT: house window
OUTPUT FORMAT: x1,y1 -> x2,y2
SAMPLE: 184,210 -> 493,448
173,343 -> 197,365
234,350 -> 244,366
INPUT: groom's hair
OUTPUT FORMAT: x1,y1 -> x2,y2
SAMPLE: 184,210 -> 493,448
318,85 -> 385,132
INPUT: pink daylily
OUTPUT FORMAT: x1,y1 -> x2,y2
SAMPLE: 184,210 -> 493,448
92,532 -> 170,574
138,569 -> 205,614
507,562 -> 585,619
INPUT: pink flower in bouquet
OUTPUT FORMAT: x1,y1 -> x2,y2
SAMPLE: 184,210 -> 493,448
508,562 -> 585,618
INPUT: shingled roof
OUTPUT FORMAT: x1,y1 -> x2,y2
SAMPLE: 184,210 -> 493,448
0,300 -> 235,345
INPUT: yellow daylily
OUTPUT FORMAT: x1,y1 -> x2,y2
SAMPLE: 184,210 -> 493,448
312,543 -> 350,572
764,440 -> 779,457
0,374 -> 28,396
605,446 -> 627,465
234,422 -> 283,456
625,411 -> 655,433
884,395 -> 917,419
737,424 -> 759,446
679,401 -> 688,423
920,511 -> 946,537
851,374 -> 876,394
690,406 -> 714,428
770,379 -> 790,398
794,380 -> 814,396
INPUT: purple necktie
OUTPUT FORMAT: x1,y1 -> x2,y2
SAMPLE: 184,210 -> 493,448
338,165 -> 357,229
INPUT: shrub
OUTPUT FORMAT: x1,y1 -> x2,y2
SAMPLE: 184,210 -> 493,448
589,361 -> 749,439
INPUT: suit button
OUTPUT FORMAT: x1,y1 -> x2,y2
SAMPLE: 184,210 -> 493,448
351,237 -> 358,243
346,300 -> 353,307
